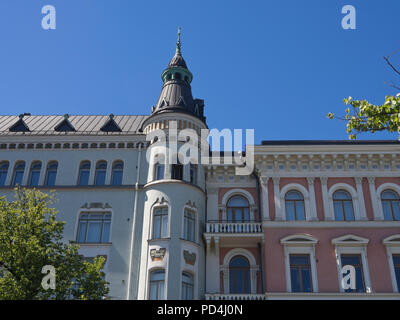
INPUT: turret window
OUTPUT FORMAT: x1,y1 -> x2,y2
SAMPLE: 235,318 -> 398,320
174,72 -> 181,80
153,207 -> 168,239
190,164 -> 197,185
149,270 -> 165,300
171,160 -> 183,180
12,161 -> 25,186
183,209 -> 195,242
0,161 -> 9,186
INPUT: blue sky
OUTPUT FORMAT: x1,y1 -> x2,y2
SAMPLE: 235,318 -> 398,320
0,0 -> 399,143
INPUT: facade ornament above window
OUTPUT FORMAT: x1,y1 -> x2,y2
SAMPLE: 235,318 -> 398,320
183,250 -> 196,265
150,248 -> 166,261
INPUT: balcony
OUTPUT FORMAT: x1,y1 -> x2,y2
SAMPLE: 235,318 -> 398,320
205,293 -> 266,300
204,221 -> 263,246
206,221 -> 262,233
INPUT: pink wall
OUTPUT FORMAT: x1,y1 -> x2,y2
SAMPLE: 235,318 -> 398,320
314,178 -> 325,221
280,177 -> 308,190
362,178 -> 374,220
375,177 -> 400,189
268,179 -> 275,220
263,227 -> 398,293
327,177 -> 356,190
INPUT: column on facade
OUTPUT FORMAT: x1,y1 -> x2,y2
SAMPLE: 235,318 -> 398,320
306,177 -> 318,221
272,177 -> 282,220
320,177 -> 333,220
206,187 -> 219,221
260,176 -> 270,221
205,236 -> 220,294
367,177 -> 383,220
355,177 -> 368,220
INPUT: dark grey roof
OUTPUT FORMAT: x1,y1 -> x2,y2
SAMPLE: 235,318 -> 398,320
0,115 -> 148,136
261,140 -> 400,145
168,52 -> 187,69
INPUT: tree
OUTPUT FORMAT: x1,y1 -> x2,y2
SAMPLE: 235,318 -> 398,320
0,187 -> 109,300
327,52 -> 400,140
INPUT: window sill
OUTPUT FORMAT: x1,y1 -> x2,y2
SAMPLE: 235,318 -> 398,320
71,241 -> 112,247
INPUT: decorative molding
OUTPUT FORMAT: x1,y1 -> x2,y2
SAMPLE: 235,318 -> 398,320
183,250 -> 196,265
150,248 -> 166,261
80,202 -> 112,209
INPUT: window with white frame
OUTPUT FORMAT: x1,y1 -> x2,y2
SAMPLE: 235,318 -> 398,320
76,212 -> 112,243
12,161 -> 25,186
285,190 -> 305,221
111,161 -> 123,185
154,163 -> 164,181
280,234 -> 318,293
183,209 -> 195,242
78,161 -> 90,186
333,190 -> 355,221
44,161 -> 58,186
28,162 -> 42,187
381,190 -> 400,221
181,272 -> 194,300
95,161 -> 107,185
229,255 -> 251,294
383,234 -> 400,293
153,207 -> 168,239
0,161 -> 9,186
149,270 -> 165,300
332,235 -> 371,293
227,195 -> 250,222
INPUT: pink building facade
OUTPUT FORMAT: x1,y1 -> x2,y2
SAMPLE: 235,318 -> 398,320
204,141 -> 400,299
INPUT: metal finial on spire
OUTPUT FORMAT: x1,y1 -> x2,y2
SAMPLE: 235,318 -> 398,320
176,27 -> 181,55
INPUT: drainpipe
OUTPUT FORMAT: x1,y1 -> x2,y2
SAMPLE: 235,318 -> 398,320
252,169 -> 264,293
126,143 -> 142,300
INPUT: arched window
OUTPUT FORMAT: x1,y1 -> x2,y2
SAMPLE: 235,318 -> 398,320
333,190 -> 355,221
95,161 -> 107,185
229,255 -> 250,294
78,161 -> 90,186
181,272 -> 194,300
382,190 -> 400,221
174,72 -> 181,80
171,159 -> 183,180
0,161 -> 9,186
227,195 -> 250,222
44,161 -> 58,186
111,161 -> 123,185
153,207 -> 168,239
149,270 -> 165,300
76,212 -> 111,243
12,161 -> 25,186
285,190 -> 305,221
28,162 -> 42,186
183,209 -> 195,242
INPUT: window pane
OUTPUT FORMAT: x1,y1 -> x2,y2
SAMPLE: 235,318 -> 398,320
95,171 -> 106,185
46,171 -> 57,186
286,201 -> 295,221
29,171 -> 40,186
161,214 -> 168,238
78,171 -> 89,185
77,221 -> 87,242
334,201 -> 344,221
295,201 -> 305,220
355,267 -> 365,292
393,201 -> 400,221
286,191 -> 303,200
301,269 -> 312,292
243,208 -> 250,221
0,172 -> 6,186
290,268 -> 301,292
101,221 -> 111,242
334,190 -> 351,200
382,201 -> 393,220
153,215 -> 161,238
87,222 -> 101,242
111,170 -> 123,185
227,209 -> 233,222
149,283 -> 157,300
394,255 -> 400,291
156,164 -> 164,180
13,171 -> 24,186
343,201 -> 354,220
228,196 -> 249,207
234,208 -> 242,222
290,255 -> 310,265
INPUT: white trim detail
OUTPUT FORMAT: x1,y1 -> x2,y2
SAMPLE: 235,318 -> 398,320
280,183 -> 312,221
221,189 -> 255,206
280,234 -> 319,293
376,183 -> 400,221
221,248 -> 258,294
383,234 -> 400,293
331,234 -> 372,293
328,183 -> 361,221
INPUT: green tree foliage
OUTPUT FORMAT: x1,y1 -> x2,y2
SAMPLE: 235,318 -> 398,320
0,188 -> 109,300
328,54 -> 400,140
327,94 -> 400,140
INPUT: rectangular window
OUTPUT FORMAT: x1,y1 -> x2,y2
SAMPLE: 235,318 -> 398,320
156,164 -> 164,180
153,207 -> 168,239
341,254 -> 366,293
76,213 -> 112,243
29,171 -> 40,186
149,270 -> 165,300
78,170 -> 89,186
181,273 -> 194,300
289,254 -> 313,292
183,209 -> 195,242
45,170 -> 57,186
393,254 -> 400,291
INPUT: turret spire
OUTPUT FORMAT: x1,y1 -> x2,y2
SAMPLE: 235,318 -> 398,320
176,27 -> 181,55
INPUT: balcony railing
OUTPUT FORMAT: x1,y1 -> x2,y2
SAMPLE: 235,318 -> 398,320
205,221 -> 262,233
205,293 -> 265,300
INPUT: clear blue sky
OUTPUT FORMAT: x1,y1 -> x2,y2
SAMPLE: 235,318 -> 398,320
0,0 -> 399,143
